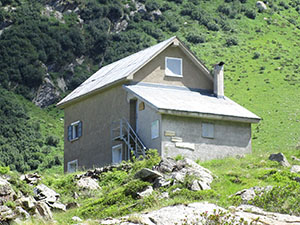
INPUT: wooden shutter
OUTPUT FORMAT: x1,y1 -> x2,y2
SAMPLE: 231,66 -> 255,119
68,125 -> 72,141
78,121 -> 82,137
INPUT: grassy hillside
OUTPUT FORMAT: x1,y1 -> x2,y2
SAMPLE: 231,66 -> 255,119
0,0 -> 300,204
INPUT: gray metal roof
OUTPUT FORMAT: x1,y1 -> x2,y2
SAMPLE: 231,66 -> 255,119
124,83 -> 260,123
57,36 -> 178,107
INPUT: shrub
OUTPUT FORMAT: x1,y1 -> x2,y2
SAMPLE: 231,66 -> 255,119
186,33 -> 206,44
45,135 -> 60,147
206,21 -> 219,31
124,179 -> 151,198
245,9 -> 256,19
225,37 -> 238,46
253,52 -> 261,59
145,0 -> 159,11
0,166 -> 10,174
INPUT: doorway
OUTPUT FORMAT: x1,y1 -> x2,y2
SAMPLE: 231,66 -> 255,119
112,144 -> 122,164
129,99 -> 137,131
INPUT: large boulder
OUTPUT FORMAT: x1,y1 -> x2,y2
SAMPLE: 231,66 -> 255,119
0,205 -> 17,222
134,168 -> 163,182
233,186 -> 273,202
269,153 -> 290,167
20,173 -> 41,185
35,202 -> 53,221
155,158 -> 177,173
34,184 -> 59,203
256,1 -> 267,11
0,177 -> 15,202
291,165 -> 300,173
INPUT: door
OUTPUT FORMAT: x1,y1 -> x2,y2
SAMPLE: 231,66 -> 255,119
112,144 -> 122,164
129,99 -> 137,131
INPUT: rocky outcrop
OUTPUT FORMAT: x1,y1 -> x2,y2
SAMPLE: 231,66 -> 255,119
256,1 -> 267,11
291,165 -> 300,173
33,77 -> 60,108
0,177 -> 16,203
269,153 -> 290,167
77,177 -> 100,190
100,202 -> 300,225
20,173 -> 41,185
232,186 -> 273,202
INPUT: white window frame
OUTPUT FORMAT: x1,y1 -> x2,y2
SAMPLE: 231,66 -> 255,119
202,123 -> 214,139
112,144 -> 123,164
67,159 -> 78,173
70,121 -> 80,141
151,120 -> 159,139
165,57 -> 183,77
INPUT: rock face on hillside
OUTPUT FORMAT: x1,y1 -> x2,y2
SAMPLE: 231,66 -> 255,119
100,202 -> 300,225
269,153 -> 290,167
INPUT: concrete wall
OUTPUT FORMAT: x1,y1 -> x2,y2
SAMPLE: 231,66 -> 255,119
133,45 -> 213,90
161,115 -> 252,161
136,100 -> 162,154
63,84 -> 130,172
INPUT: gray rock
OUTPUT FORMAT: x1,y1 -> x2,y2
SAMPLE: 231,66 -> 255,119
153,177 -> 171,189
256,1 -> 267,11
269,153 -> 290,167
171,171 -> 185,183
159,192 -> 169,199
72,216 -> 82,222
77,177 -> 100,190
135,2 -> 146,13
15,206 -> 30,220
190,180 -> 201,191
48,202 -> 66,211
137,186 -> 153,198
66,202 -> 79,209
134,168 -> 163,182
35,202 -> 53,221
292,156 -> 300,162
155,158 -> 177,173
114,20 -> 128,33
233,186 -> 273,202
20,196 -> 36,210
0,205 -> 17,221
34,184 -> 59,203
152,9 -> 162,20
0,177 -> 15,202
20,173 -> 41,185
291,165 -> 300,173
33,77 -> 60,108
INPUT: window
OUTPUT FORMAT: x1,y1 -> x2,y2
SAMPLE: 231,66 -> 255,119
112,144 -> 122,164
67,159 -> 78,173
68,121 -> 82,141
165,57 -> 183,77
151,120 -> 159,139
202,123 -> 214,138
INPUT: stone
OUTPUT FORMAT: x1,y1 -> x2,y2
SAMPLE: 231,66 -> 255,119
175,142 -> 195,151
153,177 -> 171,189
15,206 -> 30,220
171,171 -> 185,183
152,9 -> 162,20
291,165 -> 300,173
135,2 -> 146,14
155,158 -> 177,173
20,173 -> 41,185
48,202 -> 66,211
0,205 -> 17,221
20,196 -> 36,210
233,186 -> 273,202
134,168 -> 163,182
190,180 -> 201,191
114,20 -> 128,33
137,186 -> 153,198
0,177 -> 15,197
159,192 -> 169,199
66,202 -> 79,210
35,202 -> 53,221
72,216 -> 82,222
269,153 -> 290,167
33,77 -> 60,108
292,156 -> 300,162
34,184 -> 60,203
256,1 -> 267,11
77,177 -> 100,190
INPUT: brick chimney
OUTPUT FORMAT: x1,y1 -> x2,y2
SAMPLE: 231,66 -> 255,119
213,62 -> 225,98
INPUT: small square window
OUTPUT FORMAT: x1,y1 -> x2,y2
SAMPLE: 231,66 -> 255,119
165,57 -> 182,77
151,120 -> 159,139
67,159 -> 78,173
202,123 -> 214,138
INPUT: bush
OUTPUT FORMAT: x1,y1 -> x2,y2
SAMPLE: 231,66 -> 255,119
45,135 -> 60,147
145,0 -> 159,11
245,9 -> 256,19
225,37 -> 238,46
206,21 -> 219,31
0,166 -> 10,174
253,52 -> 261,59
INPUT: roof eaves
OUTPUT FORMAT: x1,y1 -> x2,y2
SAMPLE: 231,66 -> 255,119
157,108 -> 261,123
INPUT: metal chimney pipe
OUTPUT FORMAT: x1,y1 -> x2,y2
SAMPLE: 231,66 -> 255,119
213,62 -> 225,98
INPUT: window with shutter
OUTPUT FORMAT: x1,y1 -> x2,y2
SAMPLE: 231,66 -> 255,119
151,120 -> 159,139
68,120 -> 82,141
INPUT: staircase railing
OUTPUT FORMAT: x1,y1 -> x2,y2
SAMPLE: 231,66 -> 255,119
111,118 -> 147,159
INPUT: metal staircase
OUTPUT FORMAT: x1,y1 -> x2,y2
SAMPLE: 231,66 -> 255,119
111,118 -> 147,160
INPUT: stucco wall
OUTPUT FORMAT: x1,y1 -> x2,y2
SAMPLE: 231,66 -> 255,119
133,45 -> 213,90
63,84 -> 130,172
161,115 -> 252,161
136,100 -> 162,154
